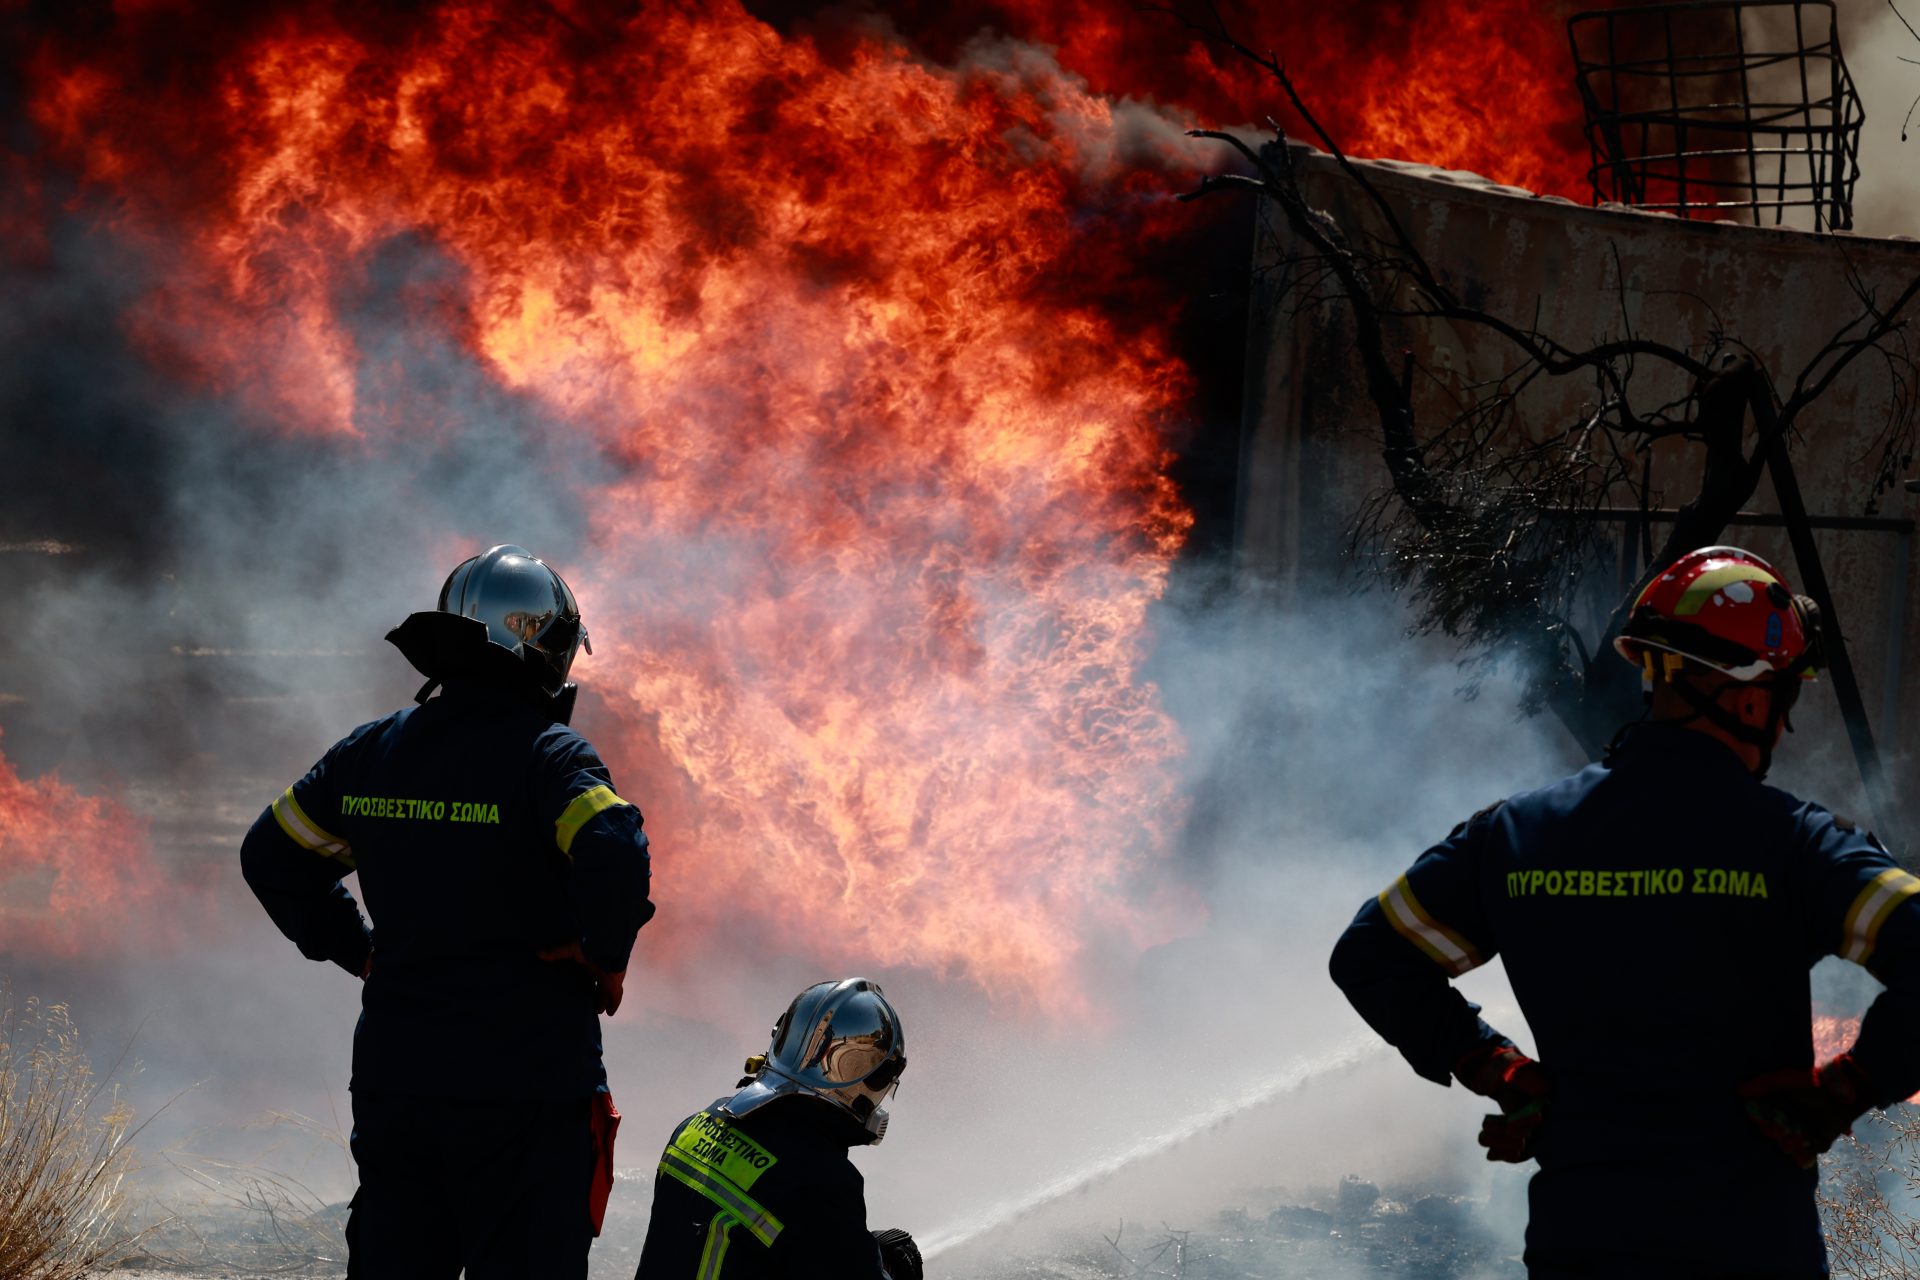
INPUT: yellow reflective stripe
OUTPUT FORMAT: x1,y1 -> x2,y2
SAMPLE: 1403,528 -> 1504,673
674,1111 -> 778,1190
272,787 -> 355,869
659,1149 -> 784,1246
1673,564 -> 1779,617
698,1212 -> 736,1279
1379,875 -> 1484,976
555,784 -> 630,857
1841,867 -> 1920,965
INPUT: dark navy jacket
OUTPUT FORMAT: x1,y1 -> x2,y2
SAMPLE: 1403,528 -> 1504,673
1331,723 -> 1920,1277
634,1096 -> 887,1279
241,681 -> 653,1100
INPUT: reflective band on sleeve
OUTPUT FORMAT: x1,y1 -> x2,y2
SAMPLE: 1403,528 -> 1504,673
555,784 -> 631,857
272,787 -> 356,869
659,1149 -> 784,1246
1379,875 -> 1485,976
1840,867 -> 1920,965
698,1212 -> 736,1279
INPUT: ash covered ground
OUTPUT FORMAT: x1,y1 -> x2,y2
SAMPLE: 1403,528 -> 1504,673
107,1176 -> 1524,1280
90,982 -> 1547,1279
106,1113 -> 1531,1280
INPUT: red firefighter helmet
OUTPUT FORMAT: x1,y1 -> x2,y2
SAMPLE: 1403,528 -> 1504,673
1613,546 -> 1819,683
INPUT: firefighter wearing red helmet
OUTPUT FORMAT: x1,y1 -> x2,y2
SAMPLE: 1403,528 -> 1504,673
1614,545 -> 1823,777
1331,546 -> 1920,1278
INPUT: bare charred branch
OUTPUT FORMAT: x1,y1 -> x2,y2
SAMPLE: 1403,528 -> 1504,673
1165,3 -> 1920,762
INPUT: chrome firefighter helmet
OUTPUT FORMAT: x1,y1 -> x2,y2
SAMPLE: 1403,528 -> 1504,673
719,978 -> 905,1143
386,544 -> 591,722
437,544 -> 590,695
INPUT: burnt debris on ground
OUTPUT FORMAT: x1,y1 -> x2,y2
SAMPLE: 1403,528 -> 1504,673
942,1174 -> 1524,1279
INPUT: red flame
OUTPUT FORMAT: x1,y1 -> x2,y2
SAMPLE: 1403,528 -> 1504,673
6,0 -> 1626,1001
0,733 -> 164,956
860,0 -> 1620,199
17,1 -> 1201,1003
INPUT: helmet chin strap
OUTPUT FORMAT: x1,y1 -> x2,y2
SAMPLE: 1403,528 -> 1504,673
1664,673 -> 1799,780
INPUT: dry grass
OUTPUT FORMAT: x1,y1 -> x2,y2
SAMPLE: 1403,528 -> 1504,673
138,1111 -> 351,1273
0,990 -> 139,1279
1820,1110 -> 1920,1279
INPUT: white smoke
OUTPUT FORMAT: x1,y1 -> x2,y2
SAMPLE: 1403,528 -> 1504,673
1840,0 -> 1920,238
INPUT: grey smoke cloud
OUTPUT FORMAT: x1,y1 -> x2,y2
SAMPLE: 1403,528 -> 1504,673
1842,0 -> 1920,238
4,9 -> 1909,1272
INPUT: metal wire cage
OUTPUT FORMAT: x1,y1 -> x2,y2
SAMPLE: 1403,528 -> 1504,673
1568,1 -> 1863,229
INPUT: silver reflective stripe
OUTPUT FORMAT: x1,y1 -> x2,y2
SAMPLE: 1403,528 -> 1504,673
272,787 -> 355,866
698,1212 -> 735,1279
1841,867 -> 1920,964
660,1149 -> 784,1245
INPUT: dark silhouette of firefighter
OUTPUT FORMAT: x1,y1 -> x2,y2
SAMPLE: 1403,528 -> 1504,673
242,544 -> 654,1279
1332,546 -> 1920,1279
634,977 -> 923,1280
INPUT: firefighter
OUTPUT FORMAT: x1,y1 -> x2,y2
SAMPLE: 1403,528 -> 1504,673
241,544 -> 654,1279
634,977 -> 923,1279
1331,545 -> 1920,1278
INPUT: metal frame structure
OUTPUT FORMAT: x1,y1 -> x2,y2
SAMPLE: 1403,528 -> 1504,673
1568,1 -> 1863,229
1542,434 -> 1910,851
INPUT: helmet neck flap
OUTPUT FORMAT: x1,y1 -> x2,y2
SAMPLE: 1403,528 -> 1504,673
385,611 -> 580,723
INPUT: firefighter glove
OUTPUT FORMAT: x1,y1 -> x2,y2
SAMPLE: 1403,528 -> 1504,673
1454,1043 -> 1551,1164
1739,1053 -> 1876,1170
536,940 -> 625,1016
873,1228 -> 923,1280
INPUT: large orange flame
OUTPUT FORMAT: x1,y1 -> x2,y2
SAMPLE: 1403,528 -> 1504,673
0,732 -> 162,955
6,0 -> 1626,1002
20,1 -> 1200,1004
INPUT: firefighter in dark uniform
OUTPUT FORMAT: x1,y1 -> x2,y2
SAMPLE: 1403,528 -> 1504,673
242,544 -> 655,1279
1332,546 -> 1920,1279
635,977 -> 923,1280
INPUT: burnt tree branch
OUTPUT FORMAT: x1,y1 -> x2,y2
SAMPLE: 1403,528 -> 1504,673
1165,2 -> 1920,784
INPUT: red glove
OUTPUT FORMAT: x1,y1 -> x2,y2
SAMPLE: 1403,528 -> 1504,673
588,1088 -> 621,1237
1455,1044 -> 1552,1163
1739,1053 -> 1875,1170
536,941 -> 626,1016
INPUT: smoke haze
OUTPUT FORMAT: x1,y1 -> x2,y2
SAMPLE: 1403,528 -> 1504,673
3,1 -> 1914,1273
1836,0 -> 1920,239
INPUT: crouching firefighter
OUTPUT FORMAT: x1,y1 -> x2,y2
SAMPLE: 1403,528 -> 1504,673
1331,546 -> 1920,1279
241,544 -> 655,1279
635,978 -> 922,1280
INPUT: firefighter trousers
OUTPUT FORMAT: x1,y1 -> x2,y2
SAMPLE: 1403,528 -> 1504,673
345,1089 -> 594,1279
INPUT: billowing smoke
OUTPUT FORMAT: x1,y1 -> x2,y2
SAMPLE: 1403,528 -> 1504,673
3,0 -> 1910,1271
4,0 -> 1217,1010
1836,0 -> 1920,238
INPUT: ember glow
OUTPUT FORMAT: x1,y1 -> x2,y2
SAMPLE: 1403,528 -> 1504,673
1813,1014 -> 1920,1104
4,0 -> 1620,1002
